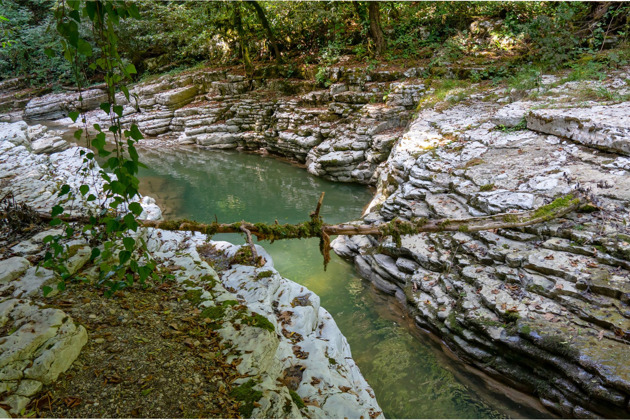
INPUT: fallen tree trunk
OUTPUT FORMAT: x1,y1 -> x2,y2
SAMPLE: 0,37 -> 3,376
29,194 -> 582,238
20,194 -> 584,267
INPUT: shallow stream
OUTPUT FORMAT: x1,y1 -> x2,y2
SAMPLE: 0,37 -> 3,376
135,146 -> 545,418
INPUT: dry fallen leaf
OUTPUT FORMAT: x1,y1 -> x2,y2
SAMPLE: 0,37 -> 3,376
598,330 -> 605,341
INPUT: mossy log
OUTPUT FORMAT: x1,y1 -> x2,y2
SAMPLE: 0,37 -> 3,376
21,194 -> 584,268
25,194 -> 583,241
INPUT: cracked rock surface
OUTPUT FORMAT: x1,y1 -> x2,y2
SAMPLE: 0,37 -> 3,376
334,67 -> 630,418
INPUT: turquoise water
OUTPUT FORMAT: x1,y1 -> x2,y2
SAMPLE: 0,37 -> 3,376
137,146 -> 545,419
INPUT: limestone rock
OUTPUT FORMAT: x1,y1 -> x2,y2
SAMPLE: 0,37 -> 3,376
0,298 -> 86,414
527,103 -> 630,155
0,257 -> 30,284
155,85 -> 198,109
31,135 -> 69,154
491,102 -> 532,127
0,121 -> 29,147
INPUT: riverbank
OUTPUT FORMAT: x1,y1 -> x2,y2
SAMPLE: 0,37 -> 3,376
2,55 -> 630,417
0,122 -> 382,418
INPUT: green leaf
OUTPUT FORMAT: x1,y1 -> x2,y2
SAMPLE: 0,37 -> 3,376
124,63 -> 137,75
129,124 -> 143,141
118,250 -> 131,265
68,9 -> 80,22
93,132 -> 106,150
77,39 -> 93,57
49,218 -> 62,227
73,128 -> 83,140
128,202 -> 143,216
43,286 -> 53,297
90,247 -> 101,260
123,237 -> 136,252
106,157 -> 120,169
86,1 -> 97,21
120,85 -> 130,102
113,105 -> 124,117
68,111 -> 79,122
87,194 -> 97,202
128,3 -> 141,19
67,0 -> 81,11
44,47 -> 55,58
100,102 -> 111,114
104,219 -> 119,234
137,265 -> 151,282
57,281 -> 66,291
79,185 -> 89,196
123,213 -> 139,231
51,205 -> 64,217
128,145 -> 139,162
58,184 -> 71,196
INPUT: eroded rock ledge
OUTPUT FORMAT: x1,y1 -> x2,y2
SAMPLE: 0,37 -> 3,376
332,69 -> 630,417
0,120 -> 382,418
7,66 -> 426,185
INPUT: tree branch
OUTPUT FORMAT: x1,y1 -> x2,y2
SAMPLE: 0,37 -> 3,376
19,194 -> 583,240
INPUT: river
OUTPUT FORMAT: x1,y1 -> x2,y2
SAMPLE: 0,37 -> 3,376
131,145 -> 552,419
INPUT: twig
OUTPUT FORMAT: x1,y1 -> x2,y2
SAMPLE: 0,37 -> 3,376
312,192 -> 325,220
239,223 -> 259,265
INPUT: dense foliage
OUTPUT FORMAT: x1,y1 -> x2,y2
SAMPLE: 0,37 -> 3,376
39,0 -> 161,296
1,1 -> 630,85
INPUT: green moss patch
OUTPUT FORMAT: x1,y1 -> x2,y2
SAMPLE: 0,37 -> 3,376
239,312 -> 275,333
289,390 -> 305,410
230,380 -> 263,418
200,305 -> 226,320
184,289 -> 204,305
256,270 -> 274,280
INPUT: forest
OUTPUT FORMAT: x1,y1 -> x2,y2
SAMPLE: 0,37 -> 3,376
1,1 -> 629,87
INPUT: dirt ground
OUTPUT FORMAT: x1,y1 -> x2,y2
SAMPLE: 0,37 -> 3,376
25,281 -> 245,418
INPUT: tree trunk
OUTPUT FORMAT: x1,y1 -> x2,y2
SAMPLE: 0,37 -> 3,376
246,0 -> 281,64
24,194 -> 583,268
368,2 -> 386,56
233,3 -> 253,77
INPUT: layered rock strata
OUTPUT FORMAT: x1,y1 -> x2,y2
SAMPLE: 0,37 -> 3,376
20,67 -> 425,184
5,62 -> 630,417
333,69 -> 630,417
